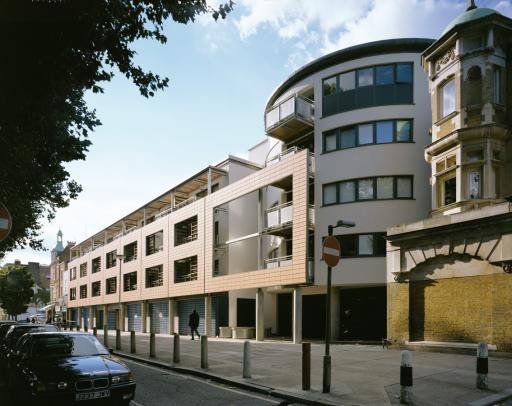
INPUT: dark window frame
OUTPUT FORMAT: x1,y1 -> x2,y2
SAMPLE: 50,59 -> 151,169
91,281 -> 101,297
79,262 -> 87,278
123,271 -> 138,292
146,230 -> 164,256
92,257 -> 101,274
106,250 -> 117,269
145,265 -> 164,288
79,284 -> 87,299
123,241 -> 138,263
106,277 -> 117,295
69,287 -> 76,300
335,232 -> 387,258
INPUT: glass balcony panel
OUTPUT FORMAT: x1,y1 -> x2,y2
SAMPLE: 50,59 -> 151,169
279,97 -> 295,120
266,210 -> 280,228
280,204 -> 293,224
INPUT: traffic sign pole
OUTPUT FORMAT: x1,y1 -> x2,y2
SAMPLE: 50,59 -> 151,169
323,225 -> 334,393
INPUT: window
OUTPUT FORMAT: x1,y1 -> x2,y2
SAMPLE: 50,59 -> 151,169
357,68 -> 373,87
338,71 -> 355,91
441,78 -> 456,117
468,169 -> 482,199
79,263 -> 87,278
92,257 -> 101,273
396,63 -> 413,83
443,176 -> 457,205
334,233 -> 386,257
174,216 -> 198,246
214,259 -> 220,276
376,65 -> 394,85
146,230 -> 163,255
70,287 -> 76,300
106,250 -> 117,269
323,76 -> 337,96
175,256 -> 198,283
123,272 -> 137,292
493,66 -> 502,104
323,175 -> 414,205
92,281 -> 101,297
145,265 -> 164,288
79,285 -> 87,299
106,277 -> 117,295
70,267 -> 77,281
322,119 -> 413,153
124,241 -> 137,263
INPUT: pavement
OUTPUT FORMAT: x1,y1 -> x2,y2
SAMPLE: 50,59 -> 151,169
95,330 -> 512,406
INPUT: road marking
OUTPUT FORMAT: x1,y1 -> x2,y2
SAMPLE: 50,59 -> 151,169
130,401 -> 144,406
125,359 -> 279,404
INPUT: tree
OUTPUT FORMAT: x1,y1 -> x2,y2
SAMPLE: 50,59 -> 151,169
0,0 -> 233,258
33,288 -> 51,307
0,265 -> 35,320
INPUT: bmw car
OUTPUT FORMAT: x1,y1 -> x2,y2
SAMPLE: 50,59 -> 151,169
8,331 -> 136,405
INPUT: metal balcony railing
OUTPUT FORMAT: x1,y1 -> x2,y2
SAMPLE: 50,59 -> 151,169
264,255 -> 293,269
265,201 -> 293,230
265,95 -> 314,132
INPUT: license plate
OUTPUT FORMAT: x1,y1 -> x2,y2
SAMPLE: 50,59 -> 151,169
75,389 -> 111,401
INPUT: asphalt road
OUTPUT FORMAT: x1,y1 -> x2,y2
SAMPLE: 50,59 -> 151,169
0,358 -> 293,405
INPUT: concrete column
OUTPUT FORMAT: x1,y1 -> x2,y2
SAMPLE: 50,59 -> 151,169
79,307 -> 84,329
142,301 -> 149,333
168,299 -> 175,335
103,305 -> 108,330
89,306 -> 94,329
293,287 -> 302,344
205,296 -> 212,337
124,304 -> 129,332
330,288 -> 341,341
256,288 -> 265,341
118,305 -> 125,331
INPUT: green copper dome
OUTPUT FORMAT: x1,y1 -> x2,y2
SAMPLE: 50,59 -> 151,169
441,7 -> 500,37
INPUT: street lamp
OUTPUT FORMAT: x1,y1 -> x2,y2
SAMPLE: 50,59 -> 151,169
116,253 -> 125,331
323,219 -> 355,394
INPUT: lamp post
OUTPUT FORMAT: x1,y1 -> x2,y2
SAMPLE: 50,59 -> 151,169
323,219 -> 355,394
116,253 -> 125,331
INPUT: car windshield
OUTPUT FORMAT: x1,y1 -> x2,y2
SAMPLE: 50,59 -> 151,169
31,335 -> 109,359
7,325 -> 58,347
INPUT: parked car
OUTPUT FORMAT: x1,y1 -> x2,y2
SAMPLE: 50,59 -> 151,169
8,332 -> 136,405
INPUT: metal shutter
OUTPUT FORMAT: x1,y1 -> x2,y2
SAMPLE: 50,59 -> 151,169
97,310 -> 104,328
177,298 -> 218,336
149,301 -> 169,334
70,309 -> 78,324
82,308 -> 89,329
108,311 -> 117,330
127,303 -> 142,332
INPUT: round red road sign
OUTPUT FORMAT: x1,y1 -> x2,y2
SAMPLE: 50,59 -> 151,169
322,235 -> 341,267
0,202 -> 13,242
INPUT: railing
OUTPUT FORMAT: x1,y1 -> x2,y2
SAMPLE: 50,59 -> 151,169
264,255 -> 293,269
265,201 -> 293,229
175,264 -> 198,283
266,146 -> 301,166
265,95 -> 314,131
308,204 -> 315,227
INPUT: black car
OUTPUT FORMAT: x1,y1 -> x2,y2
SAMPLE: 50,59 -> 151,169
8,332 -> 135,405
0,321 -> 16,345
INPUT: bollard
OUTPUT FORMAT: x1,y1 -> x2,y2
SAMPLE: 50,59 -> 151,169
476,342 -> 489,389
116,329 -> 121,351
200,335 -> 208,369
243,341 -> 251,378
130,330 -> 136,354
302,342 -> 311,390
84,325 -> 88,333
103,325 -> 108,347
173,333 -> 180,363
400,350 -> 413,404
150,332 -> 156,358
93,326 -> 97,336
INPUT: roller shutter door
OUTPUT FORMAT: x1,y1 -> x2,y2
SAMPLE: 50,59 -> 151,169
149,301 -> 169,334
82,308 -> 89,329
177,298 -> 218,336
127,303 -> 142,332
97,310 -> 104,328
108,311 -> 117,330
70,309 -> 78,325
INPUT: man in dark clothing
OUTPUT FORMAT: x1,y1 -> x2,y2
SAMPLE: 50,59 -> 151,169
189,309 -> 200,340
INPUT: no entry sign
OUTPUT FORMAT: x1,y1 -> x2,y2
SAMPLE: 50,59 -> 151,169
0,202 -> 12,242
322,236 -> 341,267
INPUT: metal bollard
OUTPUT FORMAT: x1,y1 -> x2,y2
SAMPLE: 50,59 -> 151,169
103,325 -> 108,346
200,335 -> 208,369
476,343 -> 489,389
400,350 -> 413,404
84,325 -> 88,333
93,326 -> 97,336
130,331 -> 136,353
173,333 -> 180,363
243,341 -> 251,378
150,332 -> 156,358
116,329 -> 121,350
302,342 -> 311,390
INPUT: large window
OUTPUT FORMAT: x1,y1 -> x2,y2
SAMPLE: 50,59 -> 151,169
493,66 -> 502,105
441,78 -> 456,117
145,265 -> 163,288
123,272 -> 137,292
174,256 -> 198,283
331,233 -> 386,258
69,287 -> 76,300
79,284 -> 87,299
79,263 -> 87,278
106,250 -> 117,269
92,281 -> 101,297
106,277 -> 117,295
323,119 -> 412,152
70,267 -> 77,281
322,63 -> 413,116
92,257 -> 101,274
146,230 -> 163,255
124,241 -> 137,263
323,176 -> 413,205
174,216 -> 198,246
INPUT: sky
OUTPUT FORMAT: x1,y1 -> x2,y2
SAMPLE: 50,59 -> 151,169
3,0 -> 512,266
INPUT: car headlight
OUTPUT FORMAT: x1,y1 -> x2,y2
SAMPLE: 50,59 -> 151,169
111,372 -> 133,384
57,382 -> 67,390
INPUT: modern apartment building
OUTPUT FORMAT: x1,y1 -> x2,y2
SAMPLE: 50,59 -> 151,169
67,36 -> 437,343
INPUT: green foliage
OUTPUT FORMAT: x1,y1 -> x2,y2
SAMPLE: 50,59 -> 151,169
33,288 -> 51,307
0,265 -> 35,317
0,0 -> 233,257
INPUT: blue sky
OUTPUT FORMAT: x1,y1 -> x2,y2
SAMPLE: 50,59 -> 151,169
3,0 -> 511,265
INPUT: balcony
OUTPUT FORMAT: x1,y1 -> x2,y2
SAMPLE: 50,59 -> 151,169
264,255 -> 292,269
264,202 -> 293,236
265,95 -> 314,142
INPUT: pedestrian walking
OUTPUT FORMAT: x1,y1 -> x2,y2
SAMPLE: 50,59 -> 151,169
189,309 -> 200,340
